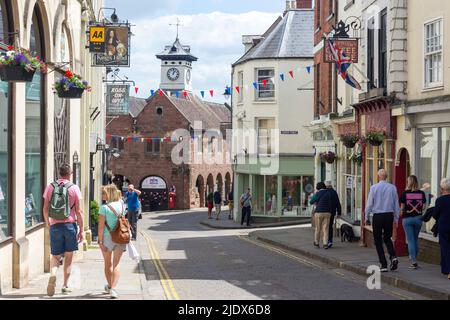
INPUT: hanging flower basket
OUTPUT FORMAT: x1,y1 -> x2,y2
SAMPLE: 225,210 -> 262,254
340,134 -> 359,149
0,45 -> 47,82
54,70 -> 91,99
320,151 -> 337,164
349,152 -> 363,166
365,129 -> 386,147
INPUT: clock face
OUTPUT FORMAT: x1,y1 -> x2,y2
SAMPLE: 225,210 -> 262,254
167,68 -> 180,81
186,69 -> 191,83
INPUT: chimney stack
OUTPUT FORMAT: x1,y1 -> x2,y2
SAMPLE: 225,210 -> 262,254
286,0 -> 312,10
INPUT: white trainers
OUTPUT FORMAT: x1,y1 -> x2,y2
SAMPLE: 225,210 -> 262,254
110,289 -> 119,299
61,286 -> 72,294
104,284 -> 111,294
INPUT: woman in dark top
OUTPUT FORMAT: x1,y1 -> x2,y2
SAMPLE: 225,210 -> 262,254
400,175 -> 426,269
434,178 -> 450,279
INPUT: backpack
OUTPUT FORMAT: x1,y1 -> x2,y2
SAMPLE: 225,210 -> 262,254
105,204 -> 131,245
48,182 -> 75,220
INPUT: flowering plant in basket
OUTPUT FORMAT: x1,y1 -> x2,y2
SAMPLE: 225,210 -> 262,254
0,45 -> 47,81
365,129 -> 386,147
320,151 -> 337,164
54,70 -> 91,98
340,134 -> 359,148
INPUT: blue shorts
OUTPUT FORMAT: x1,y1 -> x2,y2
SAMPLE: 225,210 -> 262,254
50,223 -> 79,256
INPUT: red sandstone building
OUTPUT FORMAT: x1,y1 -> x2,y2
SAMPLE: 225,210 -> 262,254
106,37 -> 232,211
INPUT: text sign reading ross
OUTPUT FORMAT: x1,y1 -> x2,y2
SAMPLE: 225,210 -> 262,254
106,84 -> 130,116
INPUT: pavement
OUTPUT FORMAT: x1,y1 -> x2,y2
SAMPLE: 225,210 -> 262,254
0,243 -> 158,300
250,226 -> 450,300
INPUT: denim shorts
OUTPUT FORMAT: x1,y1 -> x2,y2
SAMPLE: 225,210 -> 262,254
104,233 -> 127,253
50,223 -> 79,256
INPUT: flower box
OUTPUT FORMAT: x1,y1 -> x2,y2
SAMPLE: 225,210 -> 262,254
0,46 -> 46,82
365,129 -> 386,147
0,65 -> 36,82
54,70 -> 91,99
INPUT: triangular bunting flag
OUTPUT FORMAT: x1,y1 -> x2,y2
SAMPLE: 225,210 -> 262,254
226,87 -> 231,95
280,74 -> 285,82
210,90 -> 214,97
183,91 -> 188,98
141,138 -> 145,143
127,137 -> 132,142
289,70 -> 294,78
134,87 -> 139,94
306,66 -> 312,74
175,91 -> 180,98
159,89 -> 164,96
150,90 -> 155,96
235,86 -> 240,94
200,91 -> 205,98
147,138 -> 152,143
263,79 -> 268,88
253,82 -> 258,89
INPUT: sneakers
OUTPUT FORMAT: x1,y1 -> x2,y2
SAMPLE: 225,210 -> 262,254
47,276 -> 57,297
104,284 -> 111,294
110,289 -> 119,299
410,263 -> 419,270
390,258 -> 399,271
61,286 -> 72,294
314,242 -> 320,248
327,243 -> 333,249
380,267 -> 389,273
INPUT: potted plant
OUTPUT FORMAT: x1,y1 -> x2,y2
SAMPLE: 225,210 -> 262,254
54,70 -> 91,99
90,200 -> 100,240
0,45 -> 47,82
365,129 -> 386,147
340,134 -> 359,149
320,151 -> 337,164
349,151 -> 363,166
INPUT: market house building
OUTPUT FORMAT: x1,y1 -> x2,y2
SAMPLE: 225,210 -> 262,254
0,0 -> 106,293
231,1 -> 315,221
107,36 -> 232,211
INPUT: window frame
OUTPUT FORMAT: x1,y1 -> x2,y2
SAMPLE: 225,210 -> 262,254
423,17 -> 444,90
255,68 -> 276,101
379,9 -> 388,90
237,71 -> 244,104
146,138 -> 161,155
257,118 -> 275,156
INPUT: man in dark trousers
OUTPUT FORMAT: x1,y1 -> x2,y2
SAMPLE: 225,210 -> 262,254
124,184 -> 141,241
214,189 -> 222,220
325,181 -> 342,249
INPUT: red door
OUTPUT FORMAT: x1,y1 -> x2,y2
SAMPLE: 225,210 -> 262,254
394,149 -> 410,257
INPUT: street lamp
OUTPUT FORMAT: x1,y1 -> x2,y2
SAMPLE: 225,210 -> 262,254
110,10 -> 119,23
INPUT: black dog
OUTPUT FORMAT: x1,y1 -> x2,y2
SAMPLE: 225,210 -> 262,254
341,224 -> 356,243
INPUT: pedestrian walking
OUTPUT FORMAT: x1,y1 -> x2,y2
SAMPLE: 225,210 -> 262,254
124,184 -> 141,241
207,192 -> 214,219
399,175 -> 426,269
43,164 -> 84,297
310,181 -> 341,249
98,184 -> 128,299
310,182 -> 327,229
228,191 -> 234,220
433,178 -> 450,280
325,181 -> 342,249
214,189 -> 222,220
365,169 -> 400,273
240,188 -> 253,227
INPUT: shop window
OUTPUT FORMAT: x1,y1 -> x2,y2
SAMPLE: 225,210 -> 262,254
0,0 -> 11,241
254,175 -> 265,215
365,140 -> 395,200
266,176 -> 278,215
343,148 -> 362,222
25,6 -> 45,229
418,128 -> 439,205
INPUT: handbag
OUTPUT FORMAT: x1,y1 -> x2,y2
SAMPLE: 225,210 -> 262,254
127,241 -> 140,262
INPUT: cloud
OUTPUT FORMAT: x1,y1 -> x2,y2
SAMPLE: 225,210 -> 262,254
127,11 -> 280,102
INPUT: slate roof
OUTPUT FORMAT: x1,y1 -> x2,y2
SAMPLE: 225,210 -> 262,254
156,38 -> 198,62
129,96 -> 147,118
233,9 -> 314,66
167,93 -> 231,130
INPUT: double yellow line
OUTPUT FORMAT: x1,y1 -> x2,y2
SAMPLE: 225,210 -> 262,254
140,231 -> 180,300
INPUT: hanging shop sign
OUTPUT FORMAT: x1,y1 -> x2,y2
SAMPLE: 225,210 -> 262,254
93,24 -> 131,67
106,84 -> 130,115
89,26 -> 106,53
142,176 -> 167,190
324,38 -> 359,63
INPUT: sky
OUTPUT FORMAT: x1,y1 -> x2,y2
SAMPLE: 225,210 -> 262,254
105,0 -> 284,102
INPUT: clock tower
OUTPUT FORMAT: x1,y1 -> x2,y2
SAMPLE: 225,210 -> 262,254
156,37 -> 198,94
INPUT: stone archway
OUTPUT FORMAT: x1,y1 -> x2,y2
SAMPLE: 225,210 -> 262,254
196,175 -> 205,207
206,174 -> 214,198
225,172 -> 232,200
216,173 -> 223,196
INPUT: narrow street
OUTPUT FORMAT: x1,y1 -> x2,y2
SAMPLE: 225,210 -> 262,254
137,210 -> 427,300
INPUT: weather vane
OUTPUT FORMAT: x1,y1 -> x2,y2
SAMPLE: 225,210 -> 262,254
169,17 -> 183,40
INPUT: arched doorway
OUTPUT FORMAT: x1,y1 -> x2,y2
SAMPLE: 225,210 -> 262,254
196,175 -> 205,207
225,172 -> 232,201
216,173 -> 223,196
394,148 -> 411,257
206,174 -> 214,206
140,176 -> 169,212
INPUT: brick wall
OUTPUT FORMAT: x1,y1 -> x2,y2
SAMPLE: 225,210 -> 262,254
314,0 -> 337,117
107,94 -> 232,210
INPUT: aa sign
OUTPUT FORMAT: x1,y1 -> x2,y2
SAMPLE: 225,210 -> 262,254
89,26 -> 106,53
